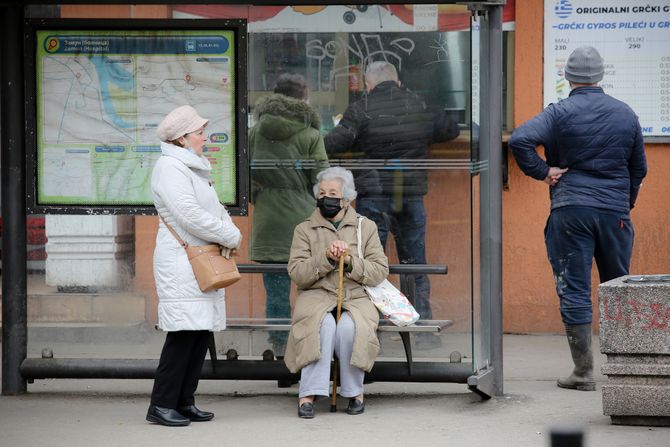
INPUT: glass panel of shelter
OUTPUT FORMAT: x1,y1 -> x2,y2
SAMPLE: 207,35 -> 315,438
243,4 -> 475,365
20,4 -> 478,371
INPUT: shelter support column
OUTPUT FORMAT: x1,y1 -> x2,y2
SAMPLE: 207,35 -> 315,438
485,2 -> 504,399
467,3 -> 503,398
1,4 -> 28,395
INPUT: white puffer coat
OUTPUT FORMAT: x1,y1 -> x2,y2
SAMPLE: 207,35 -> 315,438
151,142 -> 242,332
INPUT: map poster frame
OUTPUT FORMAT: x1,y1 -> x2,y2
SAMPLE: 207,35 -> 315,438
25,19 -> 249,216
544,0 -> 670,142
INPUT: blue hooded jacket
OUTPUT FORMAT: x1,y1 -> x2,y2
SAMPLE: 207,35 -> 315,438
509,86 -> 647,213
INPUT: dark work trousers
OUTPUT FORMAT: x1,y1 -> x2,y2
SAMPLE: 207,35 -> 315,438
545,206 -> 634,326
150,330 -> 211,409
356,195 -> 432,319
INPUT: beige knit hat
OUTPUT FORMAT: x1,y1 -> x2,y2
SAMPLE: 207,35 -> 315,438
157,105 -> 209,142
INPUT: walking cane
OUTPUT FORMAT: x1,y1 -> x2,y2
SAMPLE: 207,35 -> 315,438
330,252 -> 346,412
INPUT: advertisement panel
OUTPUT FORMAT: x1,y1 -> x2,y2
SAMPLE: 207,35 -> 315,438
544,0 -> 670,137
174,3 -> 516,32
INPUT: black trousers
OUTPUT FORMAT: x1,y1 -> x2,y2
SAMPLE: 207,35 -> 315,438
150,330 -> 211,408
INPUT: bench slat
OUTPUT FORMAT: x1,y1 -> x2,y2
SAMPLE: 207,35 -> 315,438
378,319 -> 453,332
224,319 -> 453,333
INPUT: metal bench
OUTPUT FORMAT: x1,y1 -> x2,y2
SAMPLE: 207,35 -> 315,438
210,263 -> 451,377
22,263 -> 463,386
222,318 -> 453,376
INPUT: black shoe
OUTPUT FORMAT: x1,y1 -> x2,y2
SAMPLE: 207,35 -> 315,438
146,405 -> 190,426
177,404 -> 214,422
298,402 -> 315,419
346,398 -> 365,415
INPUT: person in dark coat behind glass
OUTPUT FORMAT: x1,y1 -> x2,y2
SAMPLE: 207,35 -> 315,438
249,73 -> 329,356
324,61 -> 459,350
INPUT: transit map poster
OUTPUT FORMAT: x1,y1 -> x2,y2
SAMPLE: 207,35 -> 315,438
36,30 -> 238,206
544,0 -> 670,137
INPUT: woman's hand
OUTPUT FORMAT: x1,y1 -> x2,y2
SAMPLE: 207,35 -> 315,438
327,240 -> 351,264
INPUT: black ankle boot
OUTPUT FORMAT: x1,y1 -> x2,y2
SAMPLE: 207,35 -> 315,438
146,405 -> 191,426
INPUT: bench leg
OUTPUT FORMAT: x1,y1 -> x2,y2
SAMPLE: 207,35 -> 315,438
399,273 -> 417,375
399,332 -> 414,376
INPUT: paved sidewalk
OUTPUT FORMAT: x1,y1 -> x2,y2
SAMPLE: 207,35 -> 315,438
0,334 -> 668,447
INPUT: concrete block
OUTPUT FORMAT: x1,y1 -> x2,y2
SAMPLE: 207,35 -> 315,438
599,276 -> 670,354
601,354 -> 670,376
602,384 -> 670,417
598,275 -> 670,426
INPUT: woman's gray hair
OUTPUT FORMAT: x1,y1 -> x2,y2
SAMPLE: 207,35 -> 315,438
313,167 -> 358,201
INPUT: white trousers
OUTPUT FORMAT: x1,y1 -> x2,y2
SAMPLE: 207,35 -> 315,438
298,312 -> 365,398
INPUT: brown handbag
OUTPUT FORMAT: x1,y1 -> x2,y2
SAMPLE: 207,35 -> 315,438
160,217 -> 241,292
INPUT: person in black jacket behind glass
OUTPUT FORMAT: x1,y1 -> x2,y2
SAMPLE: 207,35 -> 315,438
325,61 -> 459,349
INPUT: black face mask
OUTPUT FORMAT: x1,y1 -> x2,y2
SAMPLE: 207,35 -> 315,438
316,196 -> 342,219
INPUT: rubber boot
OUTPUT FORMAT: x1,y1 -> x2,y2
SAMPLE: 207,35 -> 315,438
557,323 -> 596,391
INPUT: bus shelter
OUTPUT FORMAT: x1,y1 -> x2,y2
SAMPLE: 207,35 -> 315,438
1,0 -> 504,399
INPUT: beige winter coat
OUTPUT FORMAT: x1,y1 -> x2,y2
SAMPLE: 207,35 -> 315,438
284,206 -> 389,373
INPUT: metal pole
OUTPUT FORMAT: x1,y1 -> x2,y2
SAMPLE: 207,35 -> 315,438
476,4 -> 504,397
485,3 -> 504,398
20,358 -> 473,383
1,4 -> 28,395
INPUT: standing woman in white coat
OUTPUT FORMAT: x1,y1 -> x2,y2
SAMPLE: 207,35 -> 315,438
146,105 -> 242,427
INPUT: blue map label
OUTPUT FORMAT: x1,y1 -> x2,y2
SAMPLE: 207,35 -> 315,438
44,35 -> 230,55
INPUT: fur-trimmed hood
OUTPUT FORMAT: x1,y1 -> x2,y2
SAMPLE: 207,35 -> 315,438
253,93 -> 321,140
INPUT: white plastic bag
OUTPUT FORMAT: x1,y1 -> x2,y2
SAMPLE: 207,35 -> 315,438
356,217 -> 420,327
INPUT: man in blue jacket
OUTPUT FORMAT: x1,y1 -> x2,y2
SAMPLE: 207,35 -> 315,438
509,46 -> 647,391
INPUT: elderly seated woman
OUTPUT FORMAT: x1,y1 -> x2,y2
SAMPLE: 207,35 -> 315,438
284,167 -> 389,419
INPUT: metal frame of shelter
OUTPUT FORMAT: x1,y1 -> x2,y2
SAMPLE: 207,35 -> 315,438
1,0 -> 504,398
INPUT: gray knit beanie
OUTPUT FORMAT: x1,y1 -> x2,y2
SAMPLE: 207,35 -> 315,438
564,46 -> 604,84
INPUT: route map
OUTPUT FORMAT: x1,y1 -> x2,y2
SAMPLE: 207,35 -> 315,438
36,30 -> 237,206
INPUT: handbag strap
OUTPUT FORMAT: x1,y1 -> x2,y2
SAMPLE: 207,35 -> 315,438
159,216 -> 188,249
356,216 -> 364,258
159,215 -> 233,258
